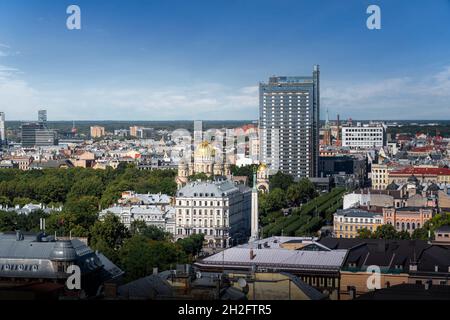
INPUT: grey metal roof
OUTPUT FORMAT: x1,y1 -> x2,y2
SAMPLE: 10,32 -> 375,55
238,236 -> 319,249
436,225 -> 450,233
198,247 -> 347,270
335,208 -> 381,218
0,232 -> 121,280
121,193 -> 171,205
177,180 -> 240,198
118,274 -> 173,299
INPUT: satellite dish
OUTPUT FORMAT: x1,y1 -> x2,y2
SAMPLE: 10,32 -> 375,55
196,271 -> 202,279
237,278 -> 247,288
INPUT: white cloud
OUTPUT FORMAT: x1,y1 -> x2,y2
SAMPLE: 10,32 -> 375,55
0,70 -> 259,120
322,66 -> 450,119
0,52 -> 449,121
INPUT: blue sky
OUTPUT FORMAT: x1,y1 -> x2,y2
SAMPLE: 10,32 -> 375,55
0,0 -> 449,120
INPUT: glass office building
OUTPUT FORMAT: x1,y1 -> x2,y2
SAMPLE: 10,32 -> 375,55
21,122 -> 57,147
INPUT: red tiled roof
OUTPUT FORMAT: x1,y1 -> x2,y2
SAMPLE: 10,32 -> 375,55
390,167 -> 450,176
410,146 -> 434,153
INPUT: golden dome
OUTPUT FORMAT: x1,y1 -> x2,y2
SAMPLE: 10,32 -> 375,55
195,141 -> 215,158
258,163 -> 268,172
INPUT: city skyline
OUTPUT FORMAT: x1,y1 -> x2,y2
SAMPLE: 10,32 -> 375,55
1,0 -> 450,121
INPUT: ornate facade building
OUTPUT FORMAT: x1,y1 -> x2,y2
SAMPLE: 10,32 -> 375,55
383,207 -> 434,234
176,141 -> 231,187
174,179 -> 251,248
256,163 -> 270,193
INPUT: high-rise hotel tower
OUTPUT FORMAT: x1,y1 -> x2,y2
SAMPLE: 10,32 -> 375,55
259,65 -> 320,179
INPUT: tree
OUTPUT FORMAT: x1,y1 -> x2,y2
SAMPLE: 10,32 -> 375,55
423,213 -> 450,234
373,224 -> 399,240
397,230 -> 411,240
266,188 -> 286,212
68,176 -> 105,199
130,221 -> 171,241
118,235 -> 156,282
357,228 -> 373,239
286,179 -> 317,206
35,177 -> 68,204
269,171 -> 294,190
118,235 -> 187,282
0,196 -> 11,207
90,213 -> 130,262
56,196 -> 100,236
411,227 -> 429,240
177,234 -> 205,258
13,197 -> 35,207
230,164 -> 258,186
0,211 -> 18,232
297,179 -> 318,202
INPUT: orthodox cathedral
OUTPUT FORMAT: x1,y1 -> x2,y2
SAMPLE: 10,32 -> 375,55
176,141 -> 231,187
176,140 -> 271,191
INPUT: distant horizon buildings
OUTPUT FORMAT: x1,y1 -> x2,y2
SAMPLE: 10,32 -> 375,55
20,110 -> 57,147
0,112 -> 6,147
259,65 -> 320,179
341,122 -> 387,149
38,110 -> 47,123
90,126 -> 106,138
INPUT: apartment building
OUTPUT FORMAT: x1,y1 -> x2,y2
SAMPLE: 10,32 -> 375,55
333,208 -> 384,238
174,179 -> 251,248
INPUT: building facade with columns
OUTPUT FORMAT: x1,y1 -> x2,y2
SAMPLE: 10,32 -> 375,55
383,207 -> 434,234
174,179 -> 251,248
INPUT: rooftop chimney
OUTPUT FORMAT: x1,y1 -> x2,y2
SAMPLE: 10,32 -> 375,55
16,230 -> 24,241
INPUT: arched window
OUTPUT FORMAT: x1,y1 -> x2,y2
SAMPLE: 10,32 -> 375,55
406,223 -> 410,230
401,222 -> 405,230
412,223 -> 416,230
